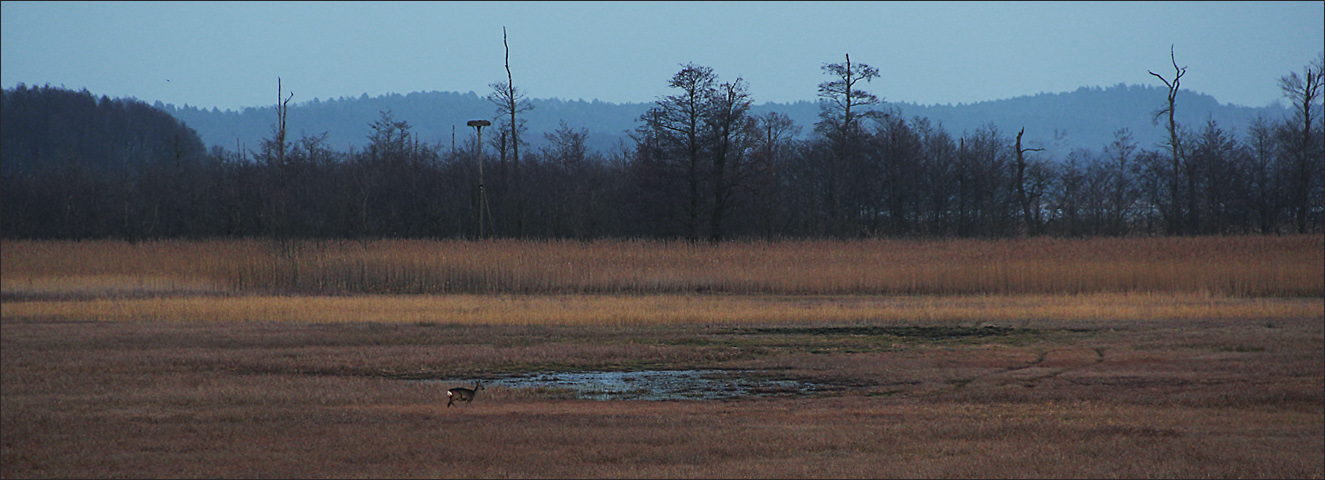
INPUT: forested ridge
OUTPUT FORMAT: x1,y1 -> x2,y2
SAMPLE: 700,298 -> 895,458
3,53 -> 1322,240
160,83 -> 1282,160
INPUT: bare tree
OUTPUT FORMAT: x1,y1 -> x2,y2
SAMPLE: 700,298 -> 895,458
487,26 -> 533,236
871,114 -> 923,236
274,78 -> 293,171
737,112 -> 802,237
970,125 -> 1015,237
705,77 -> 754,241
1013,127 -> 1046,235
913,117 -> 959,236
1149,45 -> 1189,234
1053,149 -> 1090,236
641,63 -> 719,241
1277,52 -> 1324,233
1102,128 -> 1139,235
1188,118 -> 1243,233
1245,117 -> 1282,233
263,78 -> 295,252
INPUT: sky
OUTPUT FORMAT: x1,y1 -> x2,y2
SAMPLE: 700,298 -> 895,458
3,1 -> 1323,112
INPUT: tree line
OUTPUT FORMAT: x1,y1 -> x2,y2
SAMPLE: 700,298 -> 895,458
2,52 -> 1321,241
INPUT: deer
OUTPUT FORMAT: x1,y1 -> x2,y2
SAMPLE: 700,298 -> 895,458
446,381 -> 484,408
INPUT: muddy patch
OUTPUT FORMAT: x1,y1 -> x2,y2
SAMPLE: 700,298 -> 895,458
432,370 -> 837,401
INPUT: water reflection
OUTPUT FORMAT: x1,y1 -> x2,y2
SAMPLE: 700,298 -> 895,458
434,370 -> 832,401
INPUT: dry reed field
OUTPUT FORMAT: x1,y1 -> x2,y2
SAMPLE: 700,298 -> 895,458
2,236 -> 1323,478
3,235 -> 1322,297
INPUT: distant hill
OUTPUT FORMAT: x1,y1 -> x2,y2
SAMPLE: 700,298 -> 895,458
160,91 -> 651,157
160,83 -> 1291,158
895,83 -> 1288,159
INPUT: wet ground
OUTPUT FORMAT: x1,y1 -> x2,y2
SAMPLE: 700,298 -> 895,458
433,370 -> 837,401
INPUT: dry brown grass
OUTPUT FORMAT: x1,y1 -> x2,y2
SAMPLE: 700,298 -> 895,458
3,292 -> 1321,328
3,313 -> 1322,478
2,236 -> 1322,478
4,235 -> 1322,297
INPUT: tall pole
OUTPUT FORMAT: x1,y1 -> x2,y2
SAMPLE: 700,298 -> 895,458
467,120 -> 492,238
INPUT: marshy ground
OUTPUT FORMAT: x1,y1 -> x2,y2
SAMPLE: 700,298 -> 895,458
4,299 -> 1322,478
2,237 -> 1322,478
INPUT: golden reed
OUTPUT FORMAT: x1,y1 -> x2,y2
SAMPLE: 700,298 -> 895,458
3,235 -> 1321,297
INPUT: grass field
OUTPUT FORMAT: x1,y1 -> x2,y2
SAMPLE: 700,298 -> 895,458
2,236 -> 1323,478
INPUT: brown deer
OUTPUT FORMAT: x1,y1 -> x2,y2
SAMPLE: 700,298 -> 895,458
446,381 -> 484,408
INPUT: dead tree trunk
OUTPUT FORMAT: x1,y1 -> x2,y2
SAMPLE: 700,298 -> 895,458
1014,127 -> 1044,236
1149,45 -> 1188,234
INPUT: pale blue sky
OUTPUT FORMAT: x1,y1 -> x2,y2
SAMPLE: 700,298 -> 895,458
3,1 -> 1322,111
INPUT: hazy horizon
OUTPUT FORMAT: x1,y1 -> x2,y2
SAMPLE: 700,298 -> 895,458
4,1 -> 1322,112
137,80 -> 1286,114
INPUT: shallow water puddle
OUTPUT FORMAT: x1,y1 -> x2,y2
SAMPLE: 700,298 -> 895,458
435,370 -> 834,401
